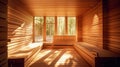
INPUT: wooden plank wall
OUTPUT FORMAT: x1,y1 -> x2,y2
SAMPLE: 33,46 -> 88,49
8,0 -> 33,54
0,0 -> 8,67
77,16 -> 83,42
82,1 -> 103,48
103,0 -> 120,54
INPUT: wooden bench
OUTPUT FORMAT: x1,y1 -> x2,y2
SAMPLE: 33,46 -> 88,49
74,42 -> 120,67
53,35 -> 76,46
8,42 -> 43,67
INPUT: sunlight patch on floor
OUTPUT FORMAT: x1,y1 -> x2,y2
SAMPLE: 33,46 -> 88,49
29,49 -> 90,67
44,50 -> 62,65
55,51 -> 77,67
29,50 -> 51,66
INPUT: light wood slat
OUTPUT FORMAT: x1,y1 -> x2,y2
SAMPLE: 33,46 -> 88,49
8,0 -> 100,16
7,1 -> 34,67
53,35 -> 76,45
81,0 -> 120,54
74,45 -> 95,67
82,1 -> 103,48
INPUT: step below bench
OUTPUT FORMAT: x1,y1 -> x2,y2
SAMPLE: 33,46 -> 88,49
74,42 -> 120,67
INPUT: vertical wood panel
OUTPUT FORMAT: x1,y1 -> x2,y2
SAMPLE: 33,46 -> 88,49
0,0 -> 8,67
55,16 -> 57,35
65,16 -> 68,34
43,16 -> 46,41
33,17 -> 35,42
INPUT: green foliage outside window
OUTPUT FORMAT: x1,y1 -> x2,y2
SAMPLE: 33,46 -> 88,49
57,17 -> 65,35
46,17 -> 55,41
68,17 -> 76,35
34,16 -> 76,42
34,17 -> 44,41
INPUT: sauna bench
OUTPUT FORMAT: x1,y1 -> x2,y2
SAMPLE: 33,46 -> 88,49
74,42 -> 120,67
8,42 -> 43,67
53,35 -> 76,45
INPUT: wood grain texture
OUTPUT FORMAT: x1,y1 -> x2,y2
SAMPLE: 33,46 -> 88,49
8,0 -> 34,66
103,0 -> 120,54
7,1 -> 38,67
8,1 -> 33,52
74,44 -> 95,67
81,0 -> 120,54
29,48 -> 90,67
82,1 -> 103,48
74,42 -> 120,67
53,35 -> 76,45
77,16 -> 83,42
9,0 -> 100,16
0,0 -> 8,67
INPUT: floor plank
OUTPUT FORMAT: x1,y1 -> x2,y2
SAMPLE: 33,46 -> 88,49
29,48 -> 90,67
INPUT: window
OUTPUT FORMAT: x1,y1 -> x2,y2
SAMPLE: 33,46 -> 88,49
46,17 -> 55,41
57,17 -> 65,35
34,16 -> 76,42
34,17 -> 44,42
68,17 -> 76,35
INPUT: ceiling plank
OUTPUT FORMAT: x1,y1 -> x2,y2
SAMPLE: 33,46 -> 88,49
9,0 -> 100,16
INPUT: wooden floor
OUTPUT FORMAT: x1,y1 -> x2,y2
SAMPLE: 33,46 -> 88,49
29,47 -> 90,67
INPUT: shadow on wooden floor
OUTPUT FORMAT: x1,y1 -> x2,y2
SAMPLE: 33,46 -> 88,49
29,48 -> 90,67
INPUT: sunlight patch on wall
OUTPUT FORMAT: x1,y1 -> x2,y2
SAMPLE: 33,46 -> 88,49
91,14 -> 100,33
92,14 -> 99,25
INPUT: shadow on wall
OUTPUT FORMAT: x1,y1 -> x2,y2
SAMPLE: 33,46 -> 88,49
102,0 -> 109,50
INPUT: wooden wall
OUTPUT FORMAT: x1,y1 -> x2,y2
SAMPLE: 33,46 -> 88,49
8,0 -> 33,54
103,0 -> 120,54
81,0 -> 120,54
82,1 -> 103,48
0,0 -> 8,67
77,16 -> 83,42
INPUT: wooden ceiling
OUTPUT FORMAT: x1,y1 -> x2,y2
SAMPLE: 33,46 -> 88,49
9,0 -> 101,16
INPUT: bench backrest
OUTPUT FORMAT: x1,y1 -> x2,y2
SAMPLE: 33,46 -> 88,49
53,35 -> 76,45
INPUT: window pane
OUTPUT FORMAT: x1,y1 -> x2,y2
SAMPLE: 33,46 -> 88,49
34,17 -> 44,42
68,17 -> 76,35
46,17 -> 55,41
57,17 -> 65,35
